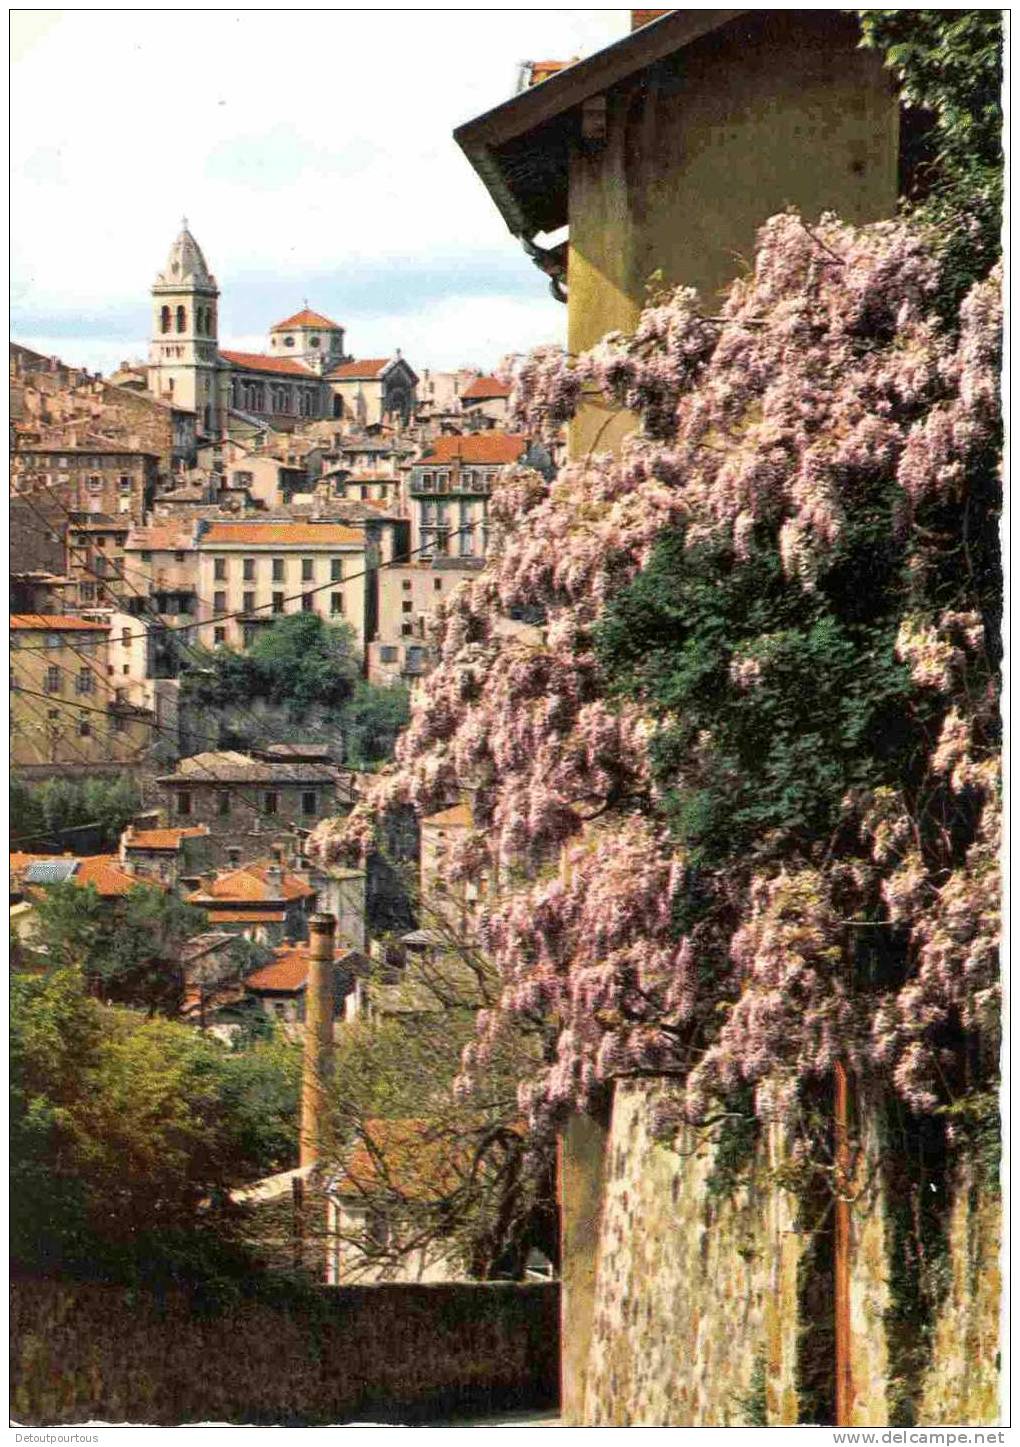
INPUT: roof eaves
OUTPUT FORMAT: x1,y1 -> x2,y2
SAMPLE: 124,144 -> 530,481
453,10 -> 746,237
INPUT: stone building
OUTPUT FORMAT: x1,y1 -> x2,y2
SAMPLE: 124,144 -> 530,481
459,375 -> 511,426
118,823 -> 212,888
243,938 -> 365,1029
148,223 -> 222,437
267,307 -> 348,373
194,518 -> 367,651
157,749 -> 352,867
11,445 -> 159,522
408,431 -> 530,560
185,855 -> 319,945
10,613 -> 153,774
326,357 -> 419,427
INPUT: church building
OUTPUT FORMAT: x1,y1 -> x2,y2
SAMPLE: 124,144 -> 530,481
147,223 -> 418,440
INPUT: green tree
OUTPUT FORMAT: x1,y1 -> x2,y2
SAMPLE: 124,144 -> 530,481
32,881 -> 209,1016
11,968 -> 301,1286
342,681 -> 411,769
181,613 -> 360,717
10,776 -> 141,852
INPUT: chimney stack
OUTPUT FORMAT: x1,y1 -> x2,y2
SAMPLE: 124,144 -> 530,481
300,912 -> 337,1169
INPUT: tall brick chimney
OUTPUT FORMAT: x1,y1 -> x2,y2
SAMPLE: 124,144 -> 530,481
300,911 -> 336,1168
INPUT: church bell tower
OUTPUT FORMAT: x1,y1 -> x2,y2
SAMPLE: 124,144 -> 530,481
148,220 -> 221,438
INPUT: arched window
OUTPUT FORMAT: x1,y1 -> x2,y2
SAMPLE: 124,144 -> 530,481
196,307 -> 205,335
160,305 -> 171,334
332,395 -> 343,418
176,305 -> 186,333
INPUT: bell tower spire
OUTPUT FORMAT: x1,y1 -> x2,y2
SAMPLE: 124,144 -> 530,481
147,220 -> 221,439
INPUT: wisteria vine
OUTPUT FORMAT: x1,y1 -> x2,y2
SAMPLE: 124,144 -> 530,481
311,211 -> 1001,1140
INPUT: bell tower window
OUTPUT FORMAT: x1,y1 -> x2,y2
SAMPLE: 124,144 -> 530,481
160,306 -> 171,334
176,305 -> 186,333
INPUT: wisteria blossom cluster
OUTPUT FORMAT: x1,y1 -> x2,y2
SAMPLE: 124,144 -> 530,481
311,211 -> 1001,1134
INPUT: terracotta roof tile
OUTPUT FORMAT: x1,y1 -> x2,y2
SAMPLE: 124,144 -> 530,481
220,350 -> 319,379
199,521 -> 363,547
124,826 -> 208,851
418,433 -> 527,465
271,308 -> 343,332
126,525 -> 195,552
461,376 -> 512,401
207,908 -> 287,924
10,614 -> 109,632
75,855 -> 161,897
188,859 -> 317,904
327,359 -> 391,381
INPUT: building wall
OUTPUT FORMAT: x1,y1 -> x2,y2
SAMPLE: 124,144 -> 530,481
566,10 -> 899,454
195,536 -> 366,652
11,449 -> 157,522
11,623 -> 152,768
163,779 -> 344,868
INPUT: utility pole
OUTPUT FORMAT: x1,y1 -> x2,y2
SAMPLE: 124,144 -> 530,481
834,1060 -> 853,1425
300,910 -> 336,1169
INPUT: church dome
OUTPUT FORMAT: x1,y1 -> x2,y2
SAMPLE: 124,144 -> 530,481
154,220 -> 217,291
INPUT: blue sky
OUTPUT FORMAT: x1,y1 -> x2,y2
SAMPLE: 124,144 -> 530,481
10,9 -> 628,374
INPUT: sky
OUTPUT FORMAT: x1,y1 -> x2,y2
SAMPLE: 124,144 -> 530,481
10,8 -> 629,376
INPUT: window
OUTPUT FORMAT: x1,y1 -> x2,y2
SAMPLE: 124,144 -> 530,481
112,713 -> 125,733
272,592 -> 284,614
175,550 -> 186,563
302,791 -> 317,816
75,669 -> 93,695
360,485 -> 368,500
177,791 -> 192,816
78,719 -> 91,738
263,791 -> 278,816
330,558 -> 343,582
402,580 -> 412,592
217,792 -> 231,817
401,622 -> 413,637
380,645 -> 398,663
80,582 -> 95,602
45,666 -> 61,693
122,628 -> 131,647
214,626 -> 226,645
176,305 -> 186,333
402,600 -> 413,614
330,593 -> 343,615
141,550 -> 152,562
243,558 -> 255,581
160,305 -> 171,334
213,557 -> 226,581
243,591 -> 255,613
284,336 -> 295,348
272,557 -> 284,582
122,664 -> 130,675
119,476 -> 132,494
213,591 -> 226,613
434,579 -> 443,591
301,593 -> 313,612
301,558 -> 314,582
87,476 -> 102,494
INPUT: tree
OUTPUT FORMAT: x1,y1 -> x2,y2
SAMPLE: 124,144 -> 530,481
180,613 -> 360,718
10,967 -> 301,1286
32,881 -> 209,1016
342,681 -> 411,769
10,776 -> 142,853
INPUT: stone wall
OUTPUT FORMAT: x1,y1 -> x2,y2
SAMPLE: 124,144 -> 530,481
565,1081 -> 1001,1427
580,1080 -> 803,1426
10,1277 -> 559,1427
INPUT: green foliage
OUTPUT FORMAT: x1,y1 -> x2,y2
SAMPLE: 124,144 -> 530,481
596,524 -> 919,872
10,968 -> 301,1287
734,1353 -> 769,1427
32,881 -> 208,1016
10,775 -> 142,852
859,9 -> 1003,306
181,612 -> 360,716
705,1088 -> 760,1202
343,680 -> 412,769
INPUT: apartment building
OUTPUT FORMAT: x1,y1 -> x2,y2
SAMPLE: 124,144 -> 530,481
194,519 -> 366,651
10,614 -> 153,771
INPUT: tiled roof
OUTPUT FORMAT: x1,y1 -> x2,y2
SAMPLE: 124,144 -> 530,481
418,433 -> 527,465
124,826 -> 208,851
10,852 -> 58,876
245,941 -> 364,993
271,308 -> 343,332
207,908 -> 287,924
161,751 -> 344,785
11,614 -> 109,632
199,522 -> 363,547
327,359 -> 391,381
181,931 -> 237,963
220,350 -> 319,379
188,859 -> 317,905
126,525 -> 195,551
72,519 -> 131,533
423,803 -> 473,828
76,855 -> 154,897
461,376 -> 512,401
336,1119 -> 463,1201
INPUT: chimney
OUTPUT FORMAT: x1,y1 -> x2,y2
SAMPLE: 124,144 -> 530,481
300,912 -> 337,1169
